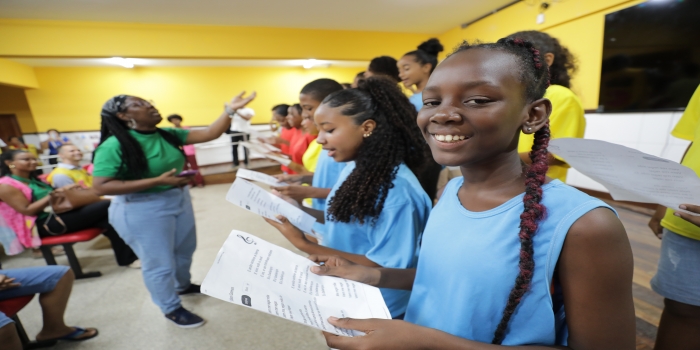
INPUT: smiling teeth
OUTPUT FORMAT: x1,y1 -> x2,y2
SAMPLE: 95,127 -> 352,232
435,134 -> 465,142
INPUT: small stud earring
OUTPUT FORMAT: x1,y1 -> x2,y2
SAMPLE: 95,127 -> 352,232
363,132 -> 372,138
527,127 -> 532,132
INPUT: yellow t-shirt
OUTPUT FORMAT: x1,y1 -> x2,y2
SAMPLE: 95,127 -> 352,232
518,84 -> 585,182
301,140 -> 322,206
46,165 -> 93,188
661,85 -> 700,240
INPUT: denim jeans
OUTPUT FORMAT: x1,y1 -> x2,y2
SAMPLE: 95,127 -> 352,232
109,187 -> 197,314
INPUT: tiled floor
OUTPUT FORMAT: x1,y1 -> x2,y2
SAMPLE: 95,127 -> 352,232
0,184 -> 664,349
1,184 -> 328,350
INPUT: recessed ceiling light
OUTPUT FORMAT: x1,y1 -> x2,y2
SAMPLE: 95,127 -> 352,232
302,59 -> 318,69
106,57 -> 135,68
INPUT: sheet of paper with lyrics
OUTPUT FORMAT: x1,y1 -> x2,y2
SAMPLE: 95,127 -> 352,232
549,138 -> 700,214
202,230 -> 391,336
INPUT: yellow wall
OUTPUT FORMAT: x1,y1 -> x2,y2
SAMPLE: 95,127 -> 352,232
0,84 -> 37,133
437,0 -> 646,110
25,65 -> 362,131
0,58 -> 38,88
0,19 -> 427,61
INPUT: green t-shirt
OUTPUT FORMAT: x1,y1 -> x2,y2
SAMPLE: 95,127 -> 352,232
10,174 -> 53,220
93,128 -> 190,193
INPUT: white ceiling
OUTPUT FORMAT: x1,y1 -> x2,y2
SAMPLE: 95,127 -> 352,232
8,58 -> 369,68
0,0 -> 513,34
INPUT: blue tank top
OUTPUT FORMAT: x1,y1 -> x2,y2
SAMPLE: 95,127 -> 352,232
323,162 -> 431,318
311,150 -> 346,211
404,177 -> 615,346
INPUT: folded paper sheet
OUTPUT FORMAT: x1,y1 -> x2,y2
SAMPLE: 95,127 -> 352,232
550,138 -> 700,214
202,230 -> 391,336
226,178 -> 316,234
235,168 -> 287,187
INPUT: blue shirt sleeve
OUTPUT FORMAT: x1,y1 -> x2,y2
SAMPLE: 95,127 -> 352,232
365,202 -> 422,268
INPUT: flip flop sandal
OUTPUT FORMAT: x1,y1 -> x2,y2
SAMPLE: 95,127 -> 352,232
42,327 -> 99,342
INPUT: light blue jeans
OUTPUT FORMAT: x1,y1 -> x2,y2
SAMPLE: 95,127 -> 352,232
109,187 -> 197,314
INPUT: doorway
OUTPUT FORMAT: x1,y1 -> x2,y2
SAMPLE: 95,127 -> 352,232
0,114 -> 22,144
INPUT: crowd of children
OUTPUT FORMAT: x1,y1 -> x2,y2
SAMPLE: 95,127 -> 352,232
1,30 -> 700,350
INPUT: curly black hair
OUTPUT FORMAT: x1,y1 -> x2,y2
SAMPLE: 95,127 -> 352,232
323,76 -> 431,225
506,30 -> 577,88
95,95 -> 185,179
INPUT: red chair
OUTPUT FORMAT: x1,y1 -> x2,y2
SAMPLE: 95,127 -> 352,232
0,295 -> 57,348
40,228 -> 104,279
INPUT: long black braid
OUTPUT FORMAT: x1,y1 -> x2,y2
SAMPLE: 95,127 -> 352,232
324,76 -> 430,225
95,95 -> 185,179
450,38 -> 551,345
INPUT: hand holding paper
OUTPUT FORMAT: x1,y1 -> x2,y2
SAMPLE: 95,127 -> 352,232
226,178 -> 316,234
201,231 -> 391,336
236,168 -> 288,187
549,138 -> 700,215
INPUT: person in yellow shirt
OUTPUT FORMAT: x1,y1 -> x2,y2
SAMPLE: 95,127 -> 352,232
46,145 -> 92,188
507,31 -> 585,183
648,85 -> 700,350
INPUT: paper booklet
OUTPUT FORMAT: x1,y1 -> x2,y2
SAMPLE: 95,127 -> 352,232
226,178 -> 317,234
202,230 -> 391,336
236,168 -> 288,187
549,138 -> 700,215
240,141 -> 291,166
250,139 -> 282,153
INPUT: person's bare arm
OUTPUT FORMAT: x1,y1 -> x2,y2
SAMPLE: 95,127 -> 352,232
271,185 -> 330,203
185,91 -> 256,144
557,207 -> 636,349
93,169 -> 191,195
0,184 -> 51,216
264,217 -> 379,267
309,255 -> 416,290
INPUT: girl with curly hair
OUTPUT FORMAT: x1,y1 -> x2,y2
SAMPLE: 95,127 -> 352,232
308,38 -> 635,349
266,76 -> 432,319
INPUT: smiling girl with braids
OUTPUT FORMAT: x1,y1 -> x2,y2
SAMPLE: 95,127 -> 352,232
266,76 -> 432,319
307,39 -> 635,349
92,92 -> 255,328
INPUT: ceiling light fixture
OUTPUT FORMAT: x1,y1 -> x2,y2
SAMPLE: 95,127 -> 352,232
302,59 -> 318,69
107,57 -> 135,68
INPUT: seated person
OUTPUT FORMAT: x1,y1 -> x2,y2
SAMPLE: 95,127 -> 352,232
0,150 -> 138,267
46,145 -> 92,187
0,266 -> 98,349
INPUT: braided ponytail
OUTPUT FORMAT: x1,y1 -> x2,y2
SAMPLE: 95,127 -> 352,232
323,76 -> 430,224
450,38 -> 552,344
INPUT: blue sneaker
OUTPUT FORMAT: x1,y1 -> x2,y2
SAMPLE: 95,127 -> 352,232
165,307 -> 205,328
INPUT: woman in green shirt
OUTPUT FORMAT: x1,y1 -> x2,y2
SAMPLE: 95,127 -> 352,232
92,92 -> 255,328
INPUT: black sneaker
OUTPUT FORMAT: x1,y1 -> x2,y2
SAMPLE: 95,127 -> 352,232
165,307 -> 205,328
178,284 -> 201,296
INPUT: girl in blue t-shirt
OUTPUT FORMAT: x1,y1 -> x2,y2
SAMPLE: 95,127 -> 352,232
266,76 -> 433,318
397,38 -> 444,112
308,39 -> 636,349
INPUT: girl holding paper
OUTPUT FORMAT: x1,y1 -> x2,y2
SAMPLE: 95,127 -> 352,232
307,39 -> 635,349
265,76 -> 433,319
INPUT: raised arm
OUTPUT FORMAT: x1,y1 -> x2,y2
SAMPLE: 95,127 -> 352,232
185,91 -> 256,144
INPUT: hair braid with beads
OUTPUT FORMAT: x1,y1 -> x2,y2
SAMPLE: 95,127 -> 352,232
323,76 -> 430,225
451,38 -> 551,344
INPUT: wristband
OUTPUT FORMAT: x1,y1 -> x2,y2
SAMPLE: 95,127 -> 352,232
225,105 -> 238,117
